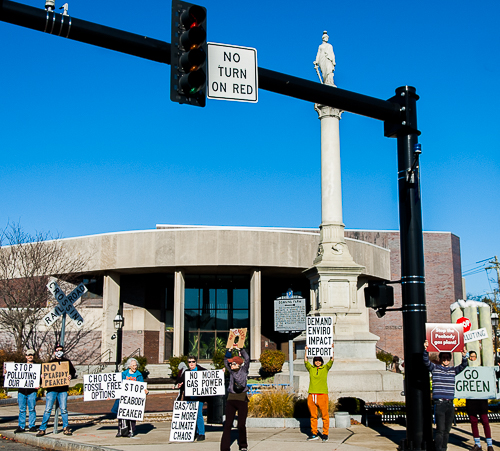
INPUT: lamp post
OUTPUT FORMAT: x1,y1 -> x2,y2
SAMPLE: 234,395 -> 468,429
491,312 -> 498,366
114,311 -> 124,373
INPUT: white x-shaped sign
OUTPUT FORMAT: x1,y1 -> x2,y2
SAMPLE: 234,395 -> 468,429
42,280 -> 87,329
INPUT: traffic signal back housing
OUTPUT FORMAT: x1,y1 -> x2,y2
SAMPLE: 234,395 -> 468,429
364,282 -> 394,310
171,1 -> 207,107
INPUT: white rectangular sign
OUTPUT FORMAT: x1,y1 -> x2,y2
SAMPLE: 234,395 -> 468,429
306,316 -> 334,358
464,328 -> 489,343
117,380 -> 147,421
3,362 -> 41,389
274,297 -> 306,332
185,369 -> 225,397
207,42 -> 258,103
83,372 -> 122,401
455,366 -> 497,399
169,401 -> 199,442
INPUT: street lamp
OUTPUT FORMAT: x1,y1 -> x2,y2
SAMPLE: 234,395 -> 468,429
114,311 -> 124,372
491,312 -> 498,366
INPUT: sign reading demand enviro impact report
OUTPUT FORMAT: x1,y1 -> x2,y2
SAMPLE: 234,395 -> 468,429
306,316 -> 334,359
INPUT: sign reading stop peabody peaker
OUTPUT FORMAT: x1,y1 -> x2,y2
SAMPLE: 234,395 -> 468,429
207,42 -> 258,103
426,323 -> 464,353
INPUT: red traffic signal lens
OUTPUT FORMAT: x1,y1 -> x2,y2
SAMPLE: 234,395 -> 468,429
180,5 -> 206,29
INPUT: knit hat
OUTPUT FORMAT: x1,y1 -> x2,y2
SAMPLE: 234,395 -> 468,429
313,356 -> 324,364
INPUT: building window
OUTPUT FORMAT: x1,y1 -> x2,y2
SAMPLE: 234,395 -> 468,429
184,275 -> 249,360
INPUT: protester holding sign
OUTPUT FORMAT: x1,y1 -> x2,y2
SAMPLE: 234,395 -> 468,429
423,339 -> 467,451
221,345 -> 250,451
11,350 -> 39,433
116,358 -> 148,438
304,343 -> 334,442
177,356 -> 206,441
36,344 -> 76,437
466,351 -> 494,451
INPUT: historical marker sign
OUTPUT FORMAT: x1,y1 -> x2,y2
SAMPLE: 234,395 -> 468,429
207,42 -> 258,103
274,297 -> 306,332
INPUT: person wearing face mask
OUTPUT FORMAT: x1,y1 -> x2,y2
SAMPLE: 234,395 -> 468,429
12,349 -> 38,433
220,344 -> 250,451
37,344 -> 77,437
304,343 -> 334,442
423,340 -> 467,451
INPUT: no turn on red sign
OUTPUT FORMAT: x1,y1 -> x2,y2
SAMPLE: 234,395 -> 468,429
207,42 -> 258,103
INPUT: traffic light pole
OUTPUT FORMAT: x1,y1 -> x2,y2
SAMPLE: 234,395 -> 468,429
0,1 -> 431,448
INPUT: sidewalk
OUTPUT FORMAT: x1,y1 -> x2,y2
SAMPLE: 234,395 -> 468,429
1,399 -> 497,451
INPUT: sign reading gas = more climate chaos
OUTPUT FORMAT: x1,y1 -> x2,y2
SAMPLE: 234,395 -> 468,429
306,316 -> 334,358
170,401 -> 199,442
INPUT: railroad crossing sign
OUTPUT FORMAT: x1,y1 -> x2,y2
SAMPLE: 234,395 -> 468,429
43,280 -> 87,328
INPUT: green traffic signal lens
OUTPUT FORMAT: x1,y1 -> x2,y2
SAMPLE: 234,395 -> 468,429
178,70 -> 206,95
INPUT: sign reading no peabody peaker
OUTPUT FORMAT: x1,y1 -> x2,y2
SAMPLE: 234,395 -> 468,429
207,42 -> 258,103
274,297 -> 306,332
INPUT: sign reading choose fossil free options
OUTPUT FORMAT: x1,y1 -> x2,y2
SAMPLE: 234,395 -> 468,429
425,323 -> 464,353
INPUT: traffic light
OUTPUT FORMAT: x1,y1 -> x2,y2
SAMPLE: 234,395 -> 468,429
364,282 -> 394,310
171,1 -> 207,107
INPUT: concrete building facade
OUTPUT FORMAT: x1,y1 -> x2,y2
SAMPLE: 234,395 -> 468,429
41,225 -> 461,366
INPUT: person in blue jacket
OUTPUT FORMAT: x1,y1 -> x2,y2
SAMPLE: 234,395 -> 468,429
116,358 -> 148,438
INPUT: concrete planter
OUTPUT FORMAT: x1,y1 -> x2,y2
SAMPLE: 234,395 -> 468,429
246,415 -> 360,428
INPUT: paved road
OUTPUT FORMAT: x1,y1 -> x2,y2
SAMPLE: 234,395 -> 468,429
0,436 -> 44,450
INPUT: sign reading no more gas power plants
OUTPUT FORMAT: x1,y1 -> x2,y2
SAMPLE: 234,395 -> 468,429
207,43 -> 258,103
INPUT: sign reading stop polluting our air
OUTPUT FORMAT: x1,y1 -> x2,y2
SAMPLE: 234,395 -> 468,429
425,323 -> 464,353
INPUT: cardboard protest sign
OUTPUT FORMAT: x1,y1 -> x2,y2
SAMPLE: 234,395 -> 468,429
455,366 -> 497,399
306,316 -> 334,358
117,380 -> 147,421
185,369 -> 225,397
226,328 -> 247,348
83,372 -> 122,401
3,362 -> 41,389
169,401 -> 199,442
40,361 -> 70,388
425,323 -> 464,353
464,328 -> 489,344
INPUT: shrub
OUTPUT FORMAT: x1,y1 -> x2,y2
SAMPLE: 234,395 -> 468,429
121,355 -> 149,378
376,349 -> 393,369
259,350 -> 286,375
248,388 -> 295,418
68,383 -> 83,396
212,350 -> 226,370
169,356 -> 188,379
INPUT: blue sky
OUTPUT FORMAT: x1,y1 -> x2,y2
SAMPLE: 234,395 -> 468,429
1,0 -> 499,298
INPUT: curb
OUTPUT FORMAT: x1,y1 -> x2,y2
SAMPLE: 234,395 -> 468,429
1,431 -> 121,451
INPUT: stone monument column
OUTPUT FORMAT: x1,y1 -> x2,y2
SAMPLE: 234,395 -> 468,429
305,31 -> 383,371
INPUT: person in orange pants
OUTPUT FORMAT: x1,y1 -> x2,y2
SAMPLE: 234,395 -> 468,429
304,343 -> 334,442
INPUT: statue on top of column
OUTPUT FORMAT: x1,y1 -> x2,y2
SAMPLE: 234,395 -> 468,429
314,31 -> 336,86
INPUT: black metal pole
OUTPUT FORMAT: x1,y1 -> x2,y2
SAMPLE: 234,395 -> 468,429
389,86 -> 432,451
115,326 -> 123,373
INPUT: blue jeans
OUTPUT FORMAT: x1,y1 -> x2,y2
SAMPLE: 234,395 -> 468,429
196,401 -> 205,435
39,391 -> 69,431
18,392 -> 37,429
